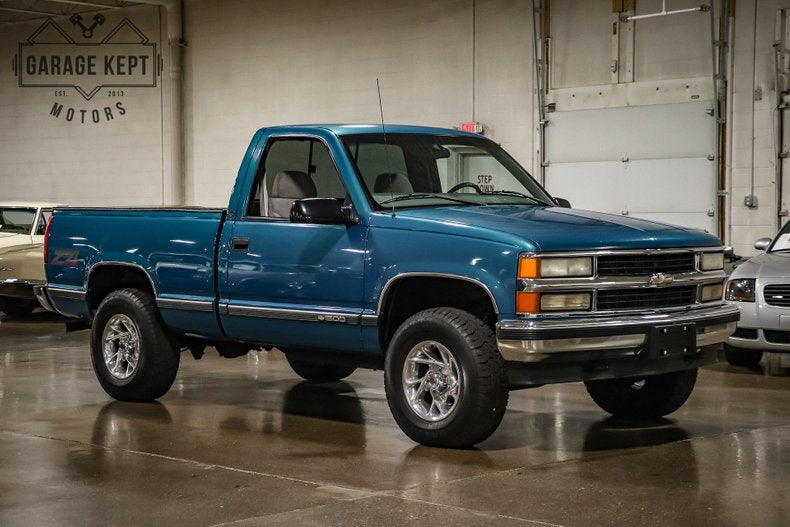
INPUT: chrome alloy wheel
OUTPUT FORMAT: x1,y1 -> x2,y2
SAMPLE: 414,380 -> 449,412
402,340 -> 462,422
102,314 -> 141,380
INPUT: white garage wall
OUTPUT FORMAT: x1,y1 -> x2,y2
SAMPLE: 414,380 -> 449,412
0,4 -> 170,206
183,0 -> 536,206
0,0 -> 785,257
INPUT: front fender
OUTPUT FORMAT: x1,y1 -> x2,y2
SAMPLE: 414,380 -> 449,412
366,228 -> 519,318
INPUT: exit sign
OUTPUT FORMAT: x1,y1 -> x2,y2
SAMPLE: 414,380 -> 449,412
459,122 -> 483,134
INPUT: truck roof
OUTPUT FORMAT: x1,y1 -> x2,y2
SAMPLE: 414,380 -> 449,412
0,201 -> 62,209
258,124 -> 484,138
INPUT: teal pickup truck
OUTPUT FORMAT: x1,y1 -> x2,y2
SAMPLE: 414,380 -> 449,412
38,124 -> 738,447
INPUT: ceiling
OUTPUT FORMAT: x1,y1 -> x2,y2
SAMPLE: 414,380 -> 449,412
0,0 -> 146,25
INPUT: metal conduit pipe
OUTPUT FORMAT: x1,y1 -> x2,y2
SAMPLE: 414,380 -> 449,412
136,0 -> 185,205
627,0 -> 709,22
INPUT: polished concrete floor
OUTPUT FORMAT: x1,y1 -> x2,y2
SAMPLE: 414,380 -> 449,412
1,312 -> 789,526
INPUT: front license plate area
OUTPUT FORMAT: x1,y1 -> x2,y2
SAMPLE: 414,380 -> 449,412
649,323 -> 696,358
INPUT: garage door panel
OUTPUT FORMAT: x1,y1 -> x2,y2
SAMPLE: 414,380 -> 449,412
545,161 -> 630,214
547,101 -> 714,163
621,158 -> 714,213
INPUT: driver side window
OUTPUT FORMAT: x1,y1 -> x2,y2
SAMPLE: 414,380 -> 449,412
246,138 -> 346,218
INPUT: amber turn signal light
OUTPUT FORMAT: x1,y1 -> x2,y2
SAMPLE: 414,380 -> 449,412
516,292 -> 540,313
518,257 -> 540,279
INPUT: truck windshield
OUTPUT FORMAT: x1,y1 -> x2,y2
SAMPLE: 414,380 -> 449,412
0,208 -> 36,234
342,133 -> 553,209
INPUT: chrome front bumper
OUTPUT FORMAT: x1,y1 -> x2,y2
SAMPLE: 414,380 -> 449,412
497,304 -> 740,362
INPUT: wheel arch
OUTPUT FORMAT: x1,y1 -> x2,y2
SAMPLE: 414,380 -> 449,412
376,273 -> 500,350
86,262 -> 157,314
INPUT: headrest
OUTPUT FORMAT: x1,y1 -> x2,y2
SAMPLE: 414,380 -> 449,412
271,171 -> 316,198
374,173 -> 413,194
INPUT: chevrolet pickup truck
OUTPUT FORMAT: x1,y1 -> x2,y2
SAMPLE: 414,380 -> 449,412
38,124 -> 739,447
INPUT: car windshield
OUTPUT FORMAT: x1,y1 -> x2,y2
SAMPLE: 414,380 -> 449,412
769,221 -> 790,252
0,208 -> 36,234
342,133 -> 553,210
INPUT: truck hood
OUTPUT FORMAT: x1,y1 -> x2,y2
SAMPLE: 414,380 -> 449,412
387,205 -> 721,251
730,251 -> 790,280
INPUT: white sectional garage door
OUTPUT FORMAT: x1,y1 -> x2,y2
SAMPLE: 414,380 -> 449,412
544,101 -> 717,233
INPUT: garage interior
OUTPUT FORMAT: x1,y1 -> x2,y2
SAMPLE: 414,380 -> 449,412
1,1 -> 790,526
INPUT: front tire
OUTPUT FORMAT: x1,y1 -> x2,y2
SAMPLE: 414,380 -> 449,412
384,308 -> 508,448
90,288 -> 179,402
584,369 -> 697,420
0,297 -> 37,318
285,355 -> 356,382
724,344 -> 763,368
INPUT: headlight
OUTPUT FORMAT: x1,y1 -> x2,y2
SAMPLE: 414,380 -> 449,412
516,292 -> 592,313
701,283 -> 723,302
725,279 -> 756,302
700,251 -> 724,271
519,256 -> 592,278
540,293 -> 592,311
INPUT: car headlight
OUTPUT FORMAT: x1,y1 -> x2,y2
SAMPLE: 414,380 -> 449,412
725,279 -> 756,302
519,256 -> 593,278
539,293 -> 592,311
701,283 -> 723,302
700,251 -> 724,271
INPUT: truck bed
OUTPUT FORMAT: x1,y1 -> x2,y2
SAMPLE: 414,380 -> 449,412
46,206 -> 226,337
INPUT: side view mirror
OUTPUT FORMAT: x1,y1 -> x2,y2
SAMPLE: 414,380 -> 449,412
290,198 -> 358,225
754,237 -> 772,251
553,197 -> 572,208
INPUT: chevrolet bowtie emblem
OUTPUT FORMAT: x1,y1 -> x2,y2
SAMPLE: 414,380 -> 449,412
648,273 -> 674,287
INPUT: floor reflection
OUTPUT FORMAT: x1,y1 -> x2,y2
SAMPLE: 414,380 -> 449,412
66,401 -> 173,480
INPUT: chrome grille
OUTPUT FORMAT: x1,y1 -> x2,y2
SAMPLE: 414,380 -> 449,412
764,284 -> 790,307
596,286 -> 697,311
596,253 -> 696,276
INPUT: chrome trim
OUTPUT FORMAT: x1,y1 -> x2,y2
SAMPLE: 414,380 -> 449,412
519,272 -> 724,292
85,261 -> 157,296
697,322 -> 737,347
0,278 -> 44,287
499,334 -> 646,362
360,314 -> 379,326
224,304 -> 365,324
500,304 -> 739,333
377,272 -> 499,315
48,287 -> 87,300
497,304 -> 738,362
519,247 -> 724,259
156,298 -> 214,312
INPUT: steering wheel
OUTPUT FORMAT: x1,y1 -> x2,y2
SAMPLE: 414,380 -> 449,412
447,182 -> 483,193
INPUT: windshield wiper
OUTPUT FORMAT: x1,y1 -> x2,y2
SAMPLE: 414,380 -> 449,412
379,193 -> 478,206
484,190 -> 552,206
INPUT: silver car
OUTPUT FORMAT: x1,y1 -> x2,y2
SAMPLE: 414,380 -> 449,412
724,223 -> 790,366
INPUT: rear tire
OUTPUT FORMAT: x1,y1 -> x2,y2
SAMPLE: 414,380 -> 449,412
90,288 -> 179,402
285,356 -> 356,382
724,344 -> 763,368
584,368 -> 697,420
0,297 -> 37,318
384,308 -> 508,448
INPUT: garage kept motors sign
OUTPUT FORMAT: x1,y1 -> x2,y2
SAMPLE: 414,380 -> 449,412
13,16 -> 159,124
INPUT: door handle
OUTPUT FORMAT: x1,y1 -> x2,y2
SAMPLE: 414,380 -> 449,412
231,237 -> 250,251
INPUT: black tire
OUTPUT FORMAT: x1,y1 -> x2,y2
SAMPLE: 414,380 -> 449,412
584,368 -> 698,420
384,308 -> 508,448
0,297 -> 37,318
90,288 -> 179,402
724,344 -> 763,368
285,356 -> 356,382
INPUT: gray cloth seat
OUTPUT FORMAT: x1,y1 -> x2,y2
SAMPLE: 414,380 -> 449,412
267,170 -> 317,218
374,173 -> 413,194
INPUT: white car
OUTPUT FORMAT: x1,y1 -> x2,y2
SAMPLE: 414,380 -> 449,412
0,202 -> 59,317
724,223 -> 790,366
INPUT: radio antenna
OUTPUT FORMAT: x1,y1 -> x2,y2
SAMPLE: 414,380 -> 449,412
376,78 -> 397,217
